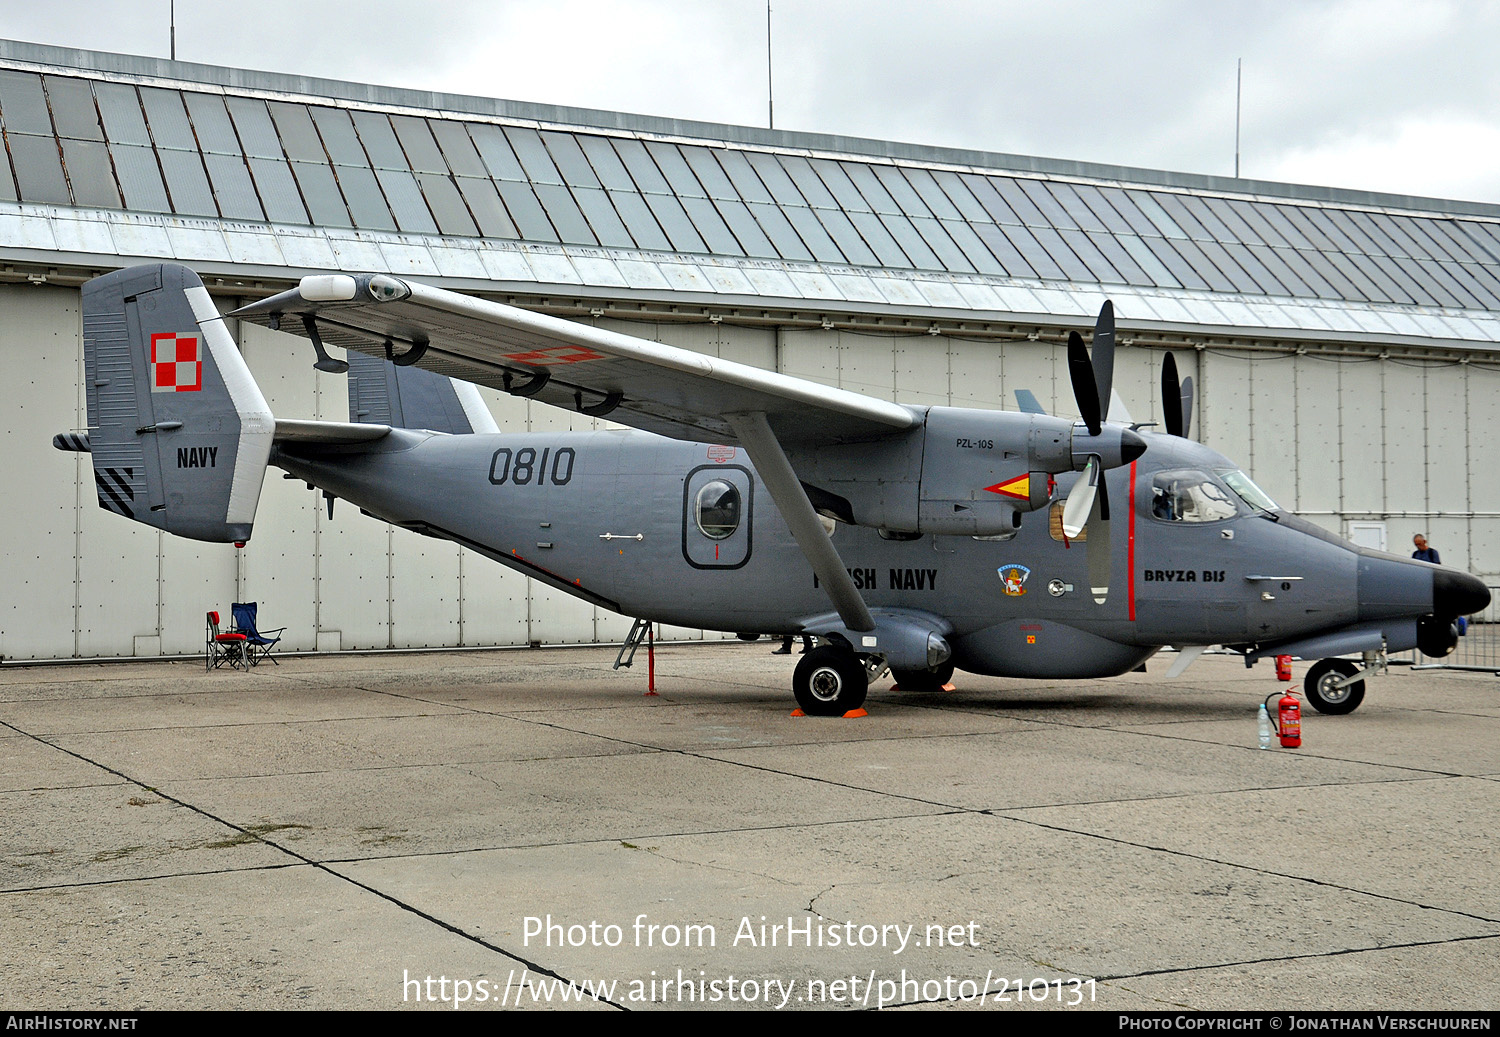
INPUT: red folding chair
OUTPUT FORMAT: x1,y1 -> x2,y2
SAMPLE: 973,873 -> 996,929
206,611 -> 248,671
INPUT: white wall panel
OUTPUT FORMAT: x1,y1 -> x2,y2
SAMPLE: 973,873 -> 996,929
593,607 -> 637,645
894,337 -> 949,407
481,382 -> 530,432
160,540 -> 238,656
1425,364 -> 1470,518
0,286 -> 82,658
459,547 -> 529,647
1424,515 -> 1470,573
1381,363 -> 1427,516
317,511 -> 395,650
835,330 -> 895,401
1466,367 -> 1500,514
779,328 -> 840,388
237,472 -> 319,651
241,320 -> 320,651
1338,361 -> 1385,515
389,527 -> 461,648
525,396 -> 593,433
709,324 -> 775,369
1293,358 -> 1342,514
1469,522 -> 1500,583
528,583 -> 597,643
949,336 -> 1003,412
1201,353 -> 1252,476
1246,354 -> 1299,508
76,514 -> 161,657
999,342 -> 1059,415
1109,342 -> 1157,427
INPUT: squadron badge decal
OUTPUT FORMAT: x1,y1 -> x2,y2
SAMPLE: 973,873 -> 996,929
998,563 -> 1032,597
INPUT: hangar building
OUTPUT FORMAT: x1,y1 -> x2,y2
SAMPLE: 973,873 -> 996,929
3,39 -> 1498,661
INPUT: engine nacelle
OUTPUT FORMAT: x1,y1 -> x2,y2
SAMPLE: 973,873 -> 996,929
791,407 -> 1094,537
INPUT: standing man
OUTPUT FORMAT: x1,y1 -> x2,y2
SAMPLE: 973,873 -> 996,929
1412,534 -> 1441,564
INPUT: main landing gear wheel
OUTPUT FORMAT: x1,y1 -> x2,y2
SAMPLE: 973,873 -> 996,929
1304,658 -> 1365,715
793,646 -> 869,716
891,660 -> 955,692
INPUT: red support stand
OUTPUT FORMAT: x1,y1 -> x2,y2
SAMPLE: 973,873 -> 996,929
645,623 -> 658,696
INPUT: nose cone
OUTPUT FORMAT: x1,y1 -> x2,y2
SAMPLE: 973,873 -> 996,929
1433,568 -> 1490,617
1360,556 -> 1492,623
1120,428 -> 1147,465
1357,554 -> 1433,623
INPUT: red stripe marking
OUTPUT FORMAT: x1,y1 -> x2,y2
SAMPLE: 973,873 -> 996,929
1127,460 -> 1137,621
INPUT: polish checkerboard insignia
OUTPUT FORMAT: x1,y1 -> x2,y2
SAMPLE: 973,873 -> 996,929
151,333 -> 202,393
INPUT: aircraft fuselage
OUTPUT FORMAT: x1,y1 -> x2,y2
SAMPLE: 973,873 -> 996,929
273,422 -> 1440,680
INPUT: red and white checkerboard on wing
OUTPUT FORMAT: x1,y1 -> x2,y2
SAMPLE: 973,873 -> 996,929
150,333 -> 202,393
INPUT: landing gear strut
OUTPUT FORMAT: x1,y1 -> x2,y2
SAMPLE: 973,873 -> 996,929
793,645 -> 869,716
1304,658 -> 1365,715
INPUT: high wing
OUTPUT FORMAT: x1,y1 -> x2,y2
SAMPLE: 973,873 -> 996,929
231,273 -> 916,447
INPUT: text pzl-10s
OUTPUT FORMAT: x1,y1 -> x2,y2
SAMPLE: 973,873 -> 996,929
56,264 -> 1489,715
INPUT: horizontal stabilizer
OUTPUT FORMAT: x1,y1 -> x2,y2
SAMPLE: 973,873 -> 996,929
273,419 -> 392,444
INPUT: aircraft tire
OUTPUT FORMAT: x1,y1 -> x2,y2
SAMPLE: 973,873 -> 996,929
1304,658 -> 1365,715
793,646 -> 869,716
891,661 -> 955,692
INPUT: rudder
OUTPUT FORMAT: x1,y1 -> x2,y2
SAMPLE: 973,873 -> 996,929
83,264 -> 273,542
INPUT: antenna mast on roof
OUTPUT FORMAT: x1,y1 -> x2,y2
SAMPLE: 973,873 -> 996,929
1234,58 -> 1242,178
767,2 -> 775,130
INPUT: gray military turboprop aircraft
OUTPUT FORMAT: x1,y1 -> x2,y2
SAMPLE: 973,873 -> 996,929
57,263 -> 1489,716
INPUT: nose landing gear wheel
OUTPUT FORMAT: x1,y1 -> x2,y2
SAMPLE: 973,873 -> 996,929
1304,658 -> 1365,715
793,646 -> 869,716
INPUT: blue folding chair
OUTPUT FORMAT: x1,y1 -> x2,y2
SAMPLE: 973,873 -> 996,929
231,601 -> 285,666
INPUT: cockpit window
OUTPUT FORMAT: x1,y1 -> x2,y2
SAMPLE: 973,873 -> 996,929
1149,470 -> 1240,523
1218,469 -> 1279,513
694,480 -> 741,539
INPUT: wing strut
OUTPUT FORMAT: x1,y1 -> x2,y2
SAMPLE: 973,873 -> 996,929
726,412 -> 875,634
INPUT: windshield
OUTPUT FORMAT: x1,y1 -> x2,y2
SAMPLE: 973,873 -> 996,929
1149,470 -> 1240,523
1218,469 -> 1279,513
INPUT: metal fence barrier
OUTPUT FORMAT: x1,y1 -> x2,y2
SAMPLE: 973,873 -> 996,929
1392,586 -> 1500,673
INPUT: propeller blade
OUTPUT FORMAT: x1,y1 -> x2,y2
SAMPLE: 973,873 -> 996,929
1087,476 -> 1110,604
1068,330 -> 1101,436
1092,301 -> 1116,427
1162,352 -> 1184,437
1180,376 -> 1194,440
1062,455 -> 1099,539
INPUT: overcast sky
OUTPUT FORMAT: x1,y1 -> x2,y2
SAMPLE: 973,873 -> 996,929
6,0 -> 1499,204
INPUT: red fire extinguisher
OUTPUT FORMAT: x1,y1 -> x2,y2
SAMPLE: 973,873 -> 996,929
1264,690 -> 1302,749
1275,654 -> 1293,682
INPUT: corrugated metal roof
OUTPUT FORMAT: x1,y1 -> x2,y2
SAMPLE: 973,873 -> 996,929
2,39 -> 1498,349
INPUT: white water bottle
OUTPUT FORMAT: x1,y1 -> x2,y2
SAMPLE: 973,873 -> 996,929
1257,703 -> 1273,749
